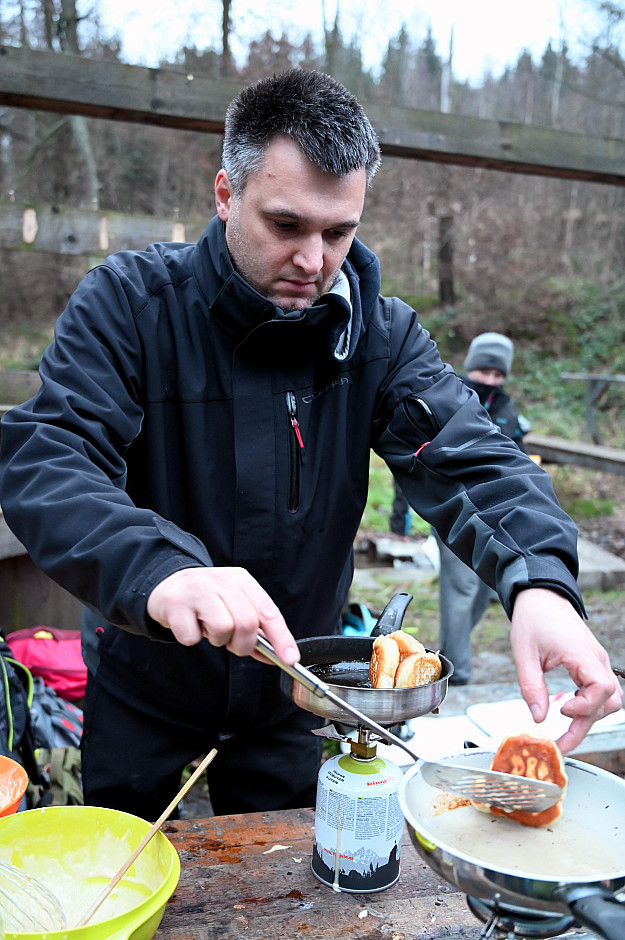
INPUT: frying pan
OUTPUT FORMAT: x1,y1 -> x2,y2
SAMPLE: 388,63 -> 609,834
399,749 -> 625,940
279,592 -> 453,724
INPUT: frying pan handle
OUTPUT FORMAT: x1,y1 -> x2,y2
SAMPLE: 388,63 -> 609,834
556,884 -> 625,940
370,592 -> 413,636
255,636 -> 331,698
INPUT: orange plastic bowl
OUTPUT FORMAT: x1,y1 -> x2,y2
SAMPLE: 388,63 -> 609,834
0,754 -> 28,817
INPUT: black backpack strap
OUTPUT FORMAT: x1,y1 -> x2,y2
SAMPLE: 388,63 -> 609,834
20,718 -> 47,788
7,654 -> 49,796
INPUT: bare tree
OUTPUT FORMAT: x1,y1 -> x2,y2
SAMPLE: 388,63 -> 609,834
57,0 -> 101,208
221,0 -> 233,77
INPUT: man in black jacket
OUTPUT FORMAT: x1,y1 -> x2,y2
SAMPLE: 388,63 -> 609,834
436,332 -> 528,685
0,70 -> 621,820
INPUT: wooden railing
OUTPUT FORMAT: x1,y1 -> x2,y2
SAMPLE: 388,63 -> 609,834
0,370 -> 82,630
525,433 -> 625,476
561,373 -> 625,445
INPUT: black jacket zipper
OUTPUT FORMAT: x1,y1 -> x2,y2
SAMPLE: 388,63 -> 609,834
286,391 -> 305,512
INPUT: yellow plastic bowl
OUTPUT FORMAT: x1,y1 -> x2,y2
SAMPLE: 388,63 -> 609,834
0,805 -> 180,939
0,755 -> 29,817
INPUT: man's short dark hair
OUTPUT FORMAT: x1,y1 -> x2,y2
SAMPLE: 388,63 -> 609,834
222,68 -> 381,193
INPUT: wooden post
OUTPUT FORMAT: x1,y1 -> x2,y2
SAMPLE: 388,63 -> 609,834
438,213 -> 455,305
586,377 -> 610,445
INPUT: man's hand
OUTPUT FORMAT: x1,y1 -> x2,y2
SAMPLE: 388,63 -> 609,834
510,587 -> 623,754
147,567 -> 300,665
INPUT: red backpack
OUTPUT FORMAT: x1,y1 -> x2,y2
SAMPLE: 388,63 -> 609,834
6,629 -> 87,702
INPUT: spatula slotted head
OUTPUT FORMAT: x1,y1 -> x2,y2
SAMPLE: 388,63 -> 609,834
420,763 -> 564,812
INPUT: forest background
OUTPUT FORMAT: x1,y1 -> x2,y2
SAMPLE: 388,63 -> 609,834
2,1 -> 625,457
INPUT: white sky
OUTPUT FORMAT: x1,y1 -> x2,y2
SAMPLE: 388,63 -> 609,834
94,0 -> 604,85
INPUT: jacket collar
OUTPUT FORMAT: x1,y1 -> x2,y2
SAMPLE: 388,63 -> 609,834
191,216 -> 380,359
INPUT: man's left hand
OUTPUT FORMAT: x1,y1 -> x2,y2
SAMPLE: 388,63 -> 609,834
510,587 -> 623,754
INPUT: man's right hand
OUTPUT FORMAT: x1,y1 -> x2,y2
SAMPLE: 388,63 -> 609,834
146,567 -> 300,665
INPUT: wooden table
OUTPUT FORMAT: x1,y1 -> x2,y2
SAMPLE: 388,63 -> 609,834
155,807 -> 489,939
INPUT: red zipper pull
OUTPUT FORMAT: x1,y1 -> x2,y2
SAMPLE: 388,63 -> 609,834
287,392 -> 305,459
291,416 -> 304,450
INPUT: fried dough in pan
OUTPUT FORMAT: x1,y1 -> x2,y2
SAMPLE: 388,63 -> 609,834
394,651 -> 442,688
387,630 -> 426,660
369,635 -> 401,689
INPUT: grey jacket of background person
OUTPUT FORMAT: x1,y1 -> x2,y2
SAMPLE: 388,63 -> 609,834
436,375 -> 529,683
463,377 -> 527,453
0,216 -> 583,729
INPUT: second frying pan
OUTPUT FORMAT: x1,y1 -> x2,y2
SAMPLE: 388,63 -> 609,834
399,750 -> 625,939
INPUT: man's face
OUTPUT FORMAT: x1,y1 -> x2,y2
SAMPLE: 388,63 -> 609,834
467,368 -> 506,386
215,136 -> 367,312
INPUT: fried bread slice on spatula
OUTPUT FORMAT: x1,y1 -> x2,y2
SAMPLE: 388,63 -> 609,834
473,733 -> 568,826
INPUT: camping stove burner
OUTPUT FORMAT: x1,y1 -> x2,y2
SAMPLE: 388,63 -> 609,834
332,719 -> 412,740
467,895 -> 577,938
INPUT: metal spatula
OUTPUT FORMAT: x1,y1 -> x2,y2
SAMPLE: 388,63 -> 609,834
256,637 -> 563,813
416,761 -> 562,809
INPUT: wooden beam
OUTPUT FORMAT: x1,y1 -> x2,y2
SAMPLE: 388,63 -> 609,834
0,44 -> 238,133
366,102 -> 625,185
561,372 -> 625,383
2,45 -> 625,186
525,433 -> 625,476
0,201 -> 206,256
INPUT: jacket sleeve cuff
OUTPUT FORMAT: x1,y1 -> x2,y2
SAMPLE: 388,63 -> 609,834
131,555 -> 208,638
511,582 -> 587,620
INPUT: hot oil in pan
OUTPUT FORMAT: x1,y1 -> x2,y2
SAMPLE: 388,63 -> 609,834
308,662 -> 372,688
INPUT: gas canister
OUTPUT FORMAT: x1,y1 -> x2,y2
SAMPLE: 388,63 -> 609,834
311,731 -> 403,893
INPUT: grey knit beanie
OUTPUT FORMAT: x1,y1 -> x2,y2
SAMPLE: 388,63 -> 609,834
464,332 -> 514,376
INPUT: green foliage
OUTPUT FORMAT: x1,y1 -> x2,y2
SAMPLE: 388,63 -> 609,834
376,277 -> 625,448
349,574 -> 441,645
0,325 -> 53,370
362,454 -> 430,536
547,465 -> 615,520
564,496 -> 614,520
361,455 -> 394,531
359,276 -> 625,534
380,289 -> 440,312
321,739 -> 341,760
541,278 -> 625,371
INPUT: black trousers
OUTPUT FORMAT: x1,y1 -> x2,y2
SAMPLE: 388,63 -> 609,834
81,673 -> 324,821
390,480 -> 411,535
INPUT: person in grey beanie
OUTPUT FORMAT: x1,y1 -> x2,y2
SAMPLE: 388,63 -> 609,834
463,331 -> 514,377
436,332 -> 528,684
390,333 -> 521,538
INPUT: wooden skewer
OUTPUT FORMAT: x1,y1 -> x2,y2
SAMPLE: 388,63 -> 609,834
75,747 -> 218,927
